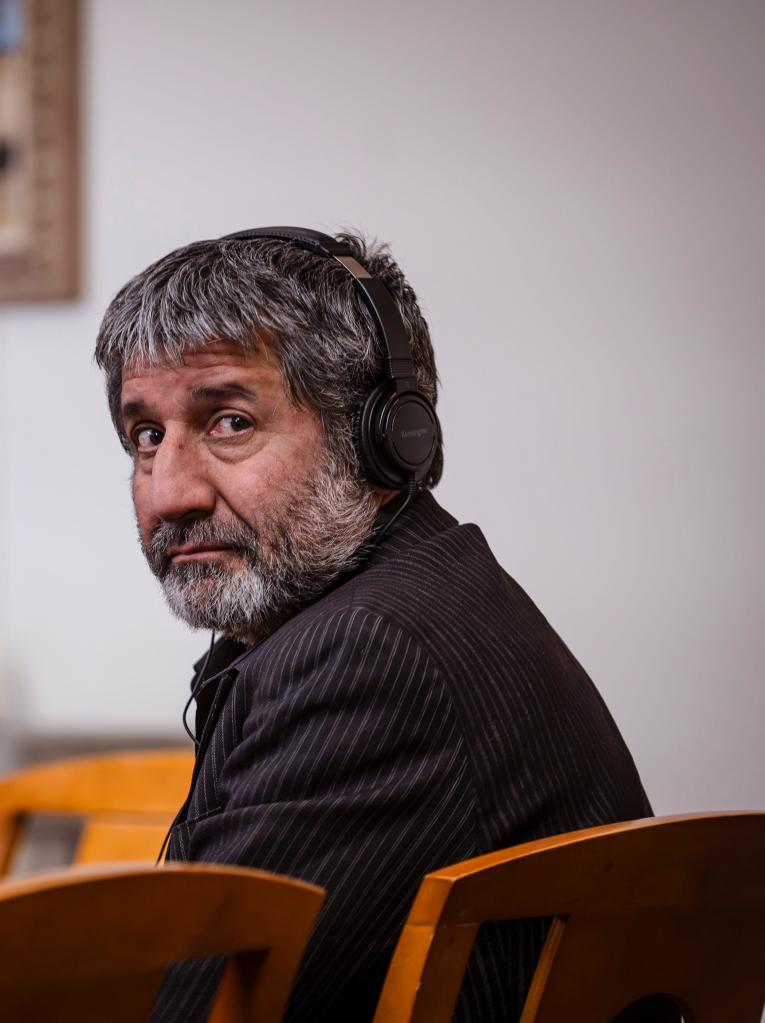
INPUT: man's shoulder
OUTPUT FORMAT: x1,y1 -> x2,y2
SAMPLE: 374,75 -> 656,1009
196,492 -> 546,686
239,493 -> 515,673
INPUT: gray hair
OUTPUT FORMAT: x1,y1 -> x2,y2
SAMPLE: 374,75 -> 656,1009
94,230 -> 443,488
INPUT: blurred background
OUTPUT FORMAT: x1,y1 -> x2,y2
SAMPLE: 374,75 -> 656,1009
0,0 -> 762,815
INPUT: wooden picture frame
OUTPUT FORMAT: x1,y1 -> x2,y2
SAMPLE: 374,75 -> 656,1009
0,0 -> 78,301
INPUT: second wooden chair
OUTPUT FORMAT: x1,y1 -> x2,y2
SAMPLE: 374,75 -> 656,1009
0,748 -> 195,873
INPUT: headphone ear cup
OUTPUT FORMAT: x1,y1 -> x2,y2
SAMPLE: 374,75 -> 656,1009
354,384 -> 394,489
356,382 -> 440,490
351,400 -> 377,486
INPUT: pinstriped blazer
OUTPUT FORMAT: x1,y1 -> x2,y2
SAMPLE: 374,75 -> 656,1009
154,493 -> 651,1023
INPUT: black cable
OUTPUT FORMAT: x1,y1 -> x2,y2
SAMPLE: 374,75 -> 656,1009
181,629 -> 217,748
374,477 -> 418,547
155,801 -> 180,866
155,629 -> 217,866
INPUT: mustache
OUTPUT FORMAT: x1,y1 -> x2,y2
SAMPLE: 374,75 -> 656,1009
144,517 -> 261,577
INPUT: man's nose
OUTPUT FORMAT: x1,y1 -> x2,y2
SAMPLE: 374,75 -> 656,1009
149,434 -> 216,523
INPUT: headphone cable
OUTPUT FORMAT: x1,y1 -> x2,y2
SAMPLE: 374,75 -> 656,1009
181,629 -> 217,748
156,628 -> 217,866
374,477 -> 417,547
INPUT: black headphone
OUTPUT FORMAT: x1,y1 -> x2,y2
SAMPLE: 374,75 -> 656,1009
220,226 -> 440,491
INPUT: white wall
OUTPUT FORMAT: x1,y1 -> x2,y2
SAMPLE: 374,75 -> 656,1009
0,0 -> 762,813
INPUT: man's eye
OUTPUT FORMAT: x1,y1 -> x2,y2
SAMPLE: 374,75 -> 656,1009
133,426 -> 164,451
209,414 -> 253,437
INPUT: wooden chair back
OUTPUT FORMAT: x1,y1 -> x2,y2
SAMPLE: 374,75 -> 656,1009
373,813 -> 765,1023
0,749 -> 195,873
0,862 -> 324,1022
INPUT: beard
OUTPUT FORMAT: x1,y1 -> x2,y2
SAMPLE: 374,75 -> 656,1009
139,452 -> 379,645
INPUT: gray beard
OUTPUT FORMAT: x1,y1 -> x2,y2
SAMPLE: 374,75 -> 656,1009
140,455 -> 379,645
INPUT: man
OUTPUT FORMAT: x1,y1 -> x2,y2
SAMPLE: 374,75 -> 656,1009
95,228 -> 651,1022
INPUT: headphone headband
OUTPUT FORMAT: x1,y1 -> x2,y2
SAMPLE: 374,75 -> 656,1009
221,227 -> 415,382
223,226 -> 350,257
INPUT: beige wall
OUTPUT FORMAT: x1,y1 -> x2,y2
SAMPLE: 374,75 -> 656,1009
0,0 -> 763,813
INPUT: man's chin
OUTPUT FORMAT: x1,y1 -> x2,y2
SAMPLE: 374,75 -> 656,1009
159,564 -> 272,641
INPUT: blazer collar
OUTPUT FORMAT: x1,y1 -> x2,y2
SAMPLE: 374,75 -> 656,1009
191,636 -> 247,742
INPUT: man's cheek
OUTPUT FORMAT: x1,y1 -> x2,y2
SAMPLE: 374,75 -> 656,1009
131,477 -> 154,543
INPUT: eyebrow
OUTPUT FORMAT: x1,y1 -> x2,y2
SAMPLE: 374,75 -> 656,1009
121,398 -> 151,422
121,382 -> 259,423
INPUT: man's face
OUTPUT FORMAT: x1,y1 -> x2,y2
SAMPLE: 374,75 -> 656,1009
121,339 -> 378,642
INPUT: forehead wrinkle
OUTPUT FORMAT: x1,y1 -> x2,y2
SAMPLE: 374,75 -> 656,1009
121,340 -> 264,384
120,358 -> 277,428
187,382 -> 260,405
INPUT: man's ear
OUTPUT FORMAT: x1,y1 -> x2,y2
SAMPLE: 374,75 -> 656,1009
374,488 -> 402,508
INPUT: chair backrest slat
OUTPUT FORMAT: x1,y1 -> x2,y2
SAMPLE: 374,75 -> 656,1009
74,815 -> 176,864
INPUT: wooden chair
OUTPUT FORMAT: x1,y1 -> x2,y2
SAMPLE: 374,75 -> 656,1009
0,861 -> 324,1022
373,813 -> 765,1023
0,749 -> 195,873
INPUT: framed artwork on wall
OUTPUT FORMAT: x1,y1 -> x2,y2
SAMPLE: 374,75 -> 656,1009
0,0 -> 78,301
